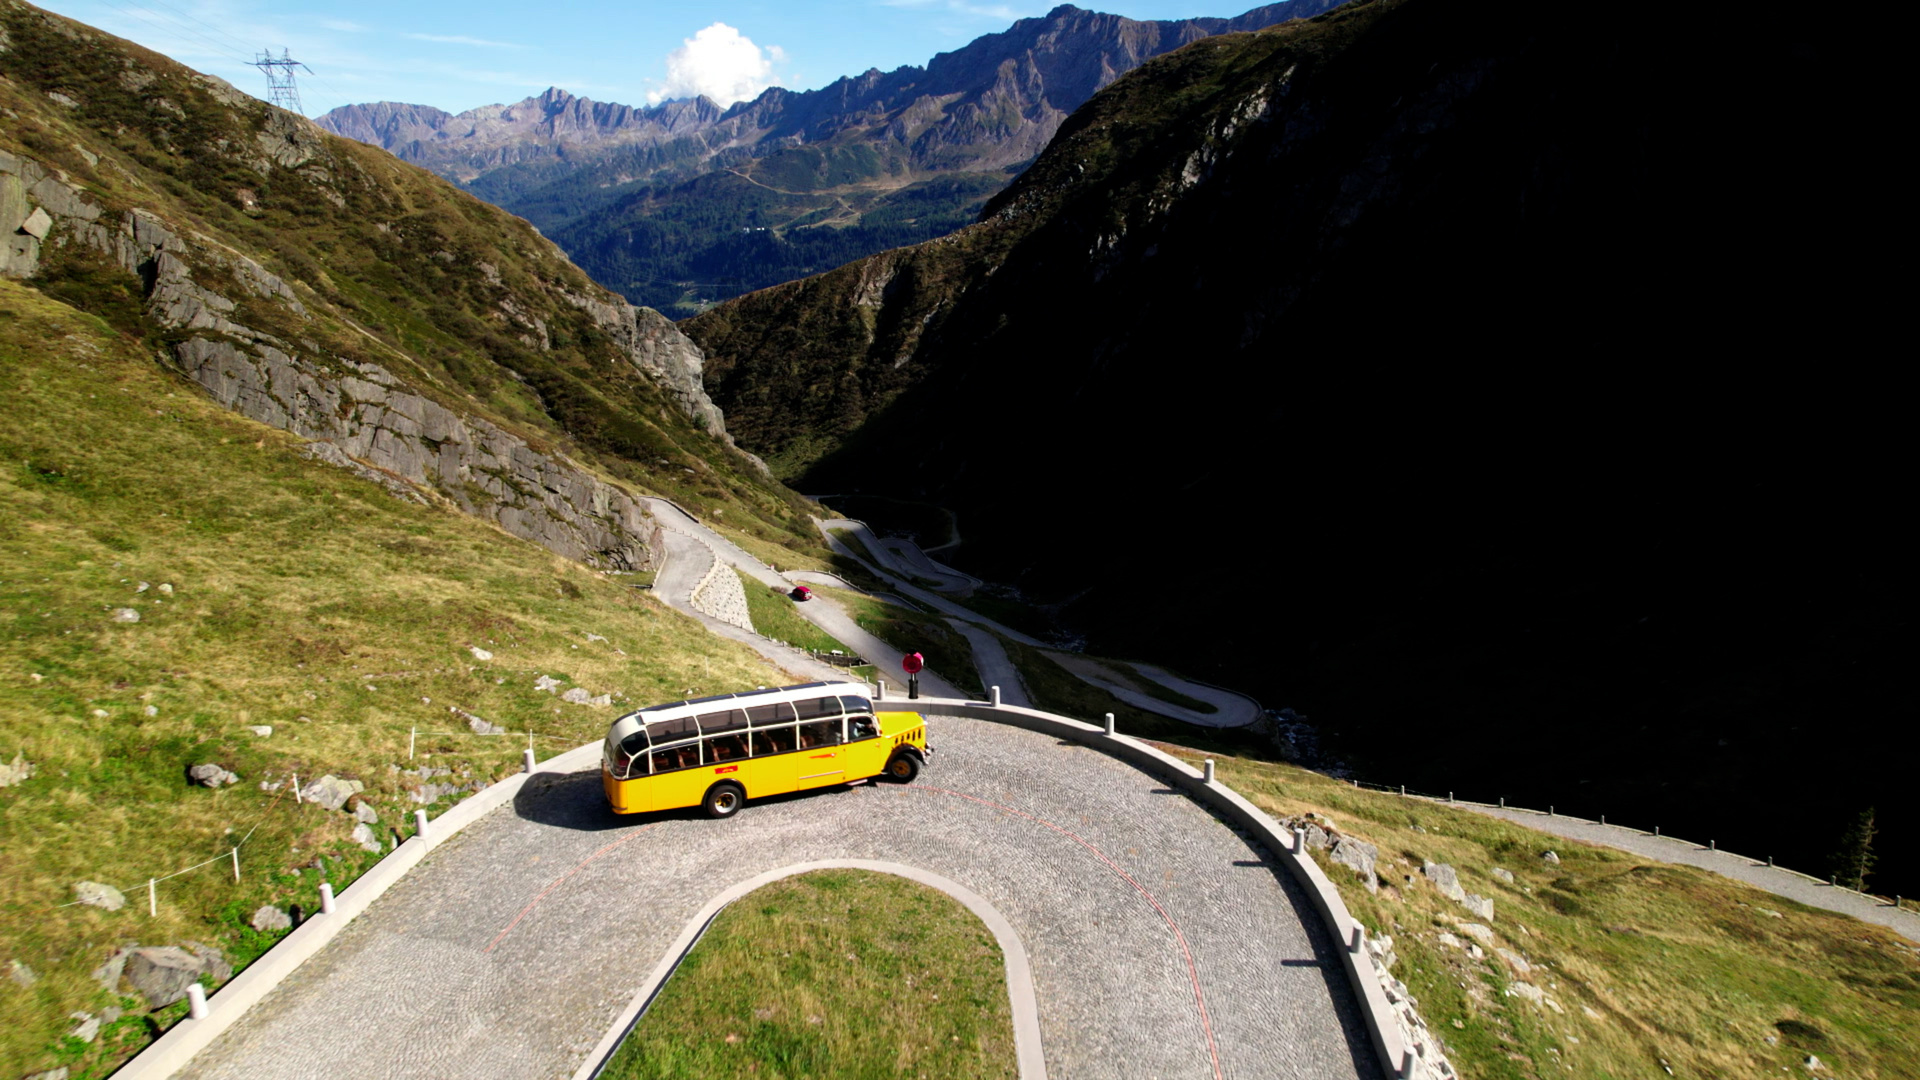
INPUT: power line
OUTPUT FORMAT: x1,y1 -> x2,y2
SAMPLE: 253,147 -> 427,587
252,48 -> 311,114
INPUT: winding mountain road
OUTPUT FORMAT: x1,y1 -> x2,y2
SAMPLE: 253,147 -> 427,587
176,714 -> 1375,1080
817,518 -> 1263,728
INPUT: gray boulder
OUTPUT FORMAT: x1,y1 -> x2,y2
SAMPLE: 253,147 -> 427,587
350,822 -> 383,853
9,959 -> 35,986
189,763 -> 238,788
301,774 -> 363,811
68,1012 -> 100,1043
123,946 -> 201,1009
1508,981 -> 1544,1004
21,206 -> 51,239
23,1068 -> 68,1080
250,905 -> 292,932
1423,862 -> 1466,902
111,607 -> 140,623
353,800 -> 379,824
1463,893 -> 1495,921
1541,850 -> 1561,865
1458,923 -> 1494,946
1328,837 -> 1379,892
0,752 -> 33,787
73,881 -> 126,911
1497,947 -> 1531,975
1491,867 -> 1515,884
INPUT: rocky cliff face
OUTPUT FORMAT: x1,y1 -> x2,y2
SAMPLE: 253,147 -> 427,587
2,0 -> 814,572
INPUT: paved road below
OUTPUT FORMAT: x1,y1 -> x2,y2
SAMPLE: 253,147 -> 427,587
947,618 -> 1032,707
1454,802 -> 1920,943
178,716 -> 1376,1080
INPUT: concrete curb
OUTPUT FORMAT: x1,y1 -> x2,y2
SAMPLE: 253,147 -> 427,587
113,741 -> 603,1080
572,859 -> 1046,1080
913,697 -> 1412,1080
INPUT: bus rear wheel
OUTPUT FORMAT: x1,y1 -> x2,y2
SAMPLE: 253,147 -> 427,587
703,782 -> 745,819
885,754 -> 921,783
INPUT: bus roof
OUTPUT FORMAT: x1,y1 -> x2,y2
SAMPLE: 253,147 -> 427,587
614,681 -> 870,727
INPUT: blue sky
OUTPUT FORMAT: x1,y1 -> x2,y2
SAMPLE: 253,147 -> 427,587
31,0 -> 1274,117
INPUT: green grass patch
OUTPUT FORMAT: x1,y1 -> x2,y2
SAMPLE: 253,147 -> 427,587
1153,746 -> 1920,1080
735,570 -> 846,655
600,870 -> 1015,1080
0,281 -> 789,1079
810,587 -> 982,698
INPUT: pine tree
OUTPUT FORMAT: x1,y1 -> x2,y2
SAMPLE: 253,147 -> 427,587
1830,807 -> 1878,891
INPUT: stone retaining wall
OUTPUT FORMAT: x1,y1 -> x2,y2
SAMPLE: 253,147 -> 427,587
690,558 -> 754,633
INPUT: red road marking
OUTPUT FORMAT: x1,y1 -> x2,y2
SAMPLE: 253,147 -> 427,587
918,784 -> 1225,1080
485,824 -> 658,954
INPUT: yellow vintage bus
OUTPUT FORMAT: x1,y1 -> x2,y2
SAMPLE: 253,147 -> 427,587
601,681 -> 931,818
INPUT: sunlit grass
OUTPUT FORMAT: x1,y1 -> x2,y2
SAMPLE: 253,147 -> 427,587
0,282 -> 793,1078
601,870 -> 1015,1080
1156,745 -> 1920,1080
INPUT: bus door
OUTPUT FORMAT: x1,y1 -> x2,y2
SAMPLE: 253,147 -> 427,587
793,717 -> 848,790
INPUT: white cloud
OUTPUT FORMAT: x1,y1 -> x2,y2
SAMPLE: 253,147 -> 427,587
405,33 -> 524,49
647,23 -> 778,106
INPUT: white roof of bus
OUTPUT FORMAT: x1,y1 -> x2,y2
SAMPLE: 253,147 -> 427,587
616,681 -> 871,727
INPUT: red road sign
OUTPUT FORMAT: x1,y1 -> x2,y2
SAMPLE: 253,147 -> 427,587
901,652 -> 925,675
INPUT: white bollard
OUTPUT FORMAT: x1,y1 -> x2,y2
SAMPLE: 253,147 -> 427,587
1203,759 -> 1215,785
1104,713 -> 1116,736
989,685 -> 1001,707
318,882 -> 335,915
1349,925 -> 1363,953
148,878 -> 157,918
1400,1049 -> 1415,1078
415,809 -> 430,839
186,982 -> 208,1020
1294,827 -> 1307,855
1600,814 -> 1606,826
231,847 -> 240,883
875,681 -> 885,700
523,748 -> 536,773
1654,825 -> 1660,837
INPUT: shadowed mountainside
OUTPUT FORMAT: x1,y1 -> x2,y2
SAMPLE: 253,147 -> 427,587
682,0 -> 1913,890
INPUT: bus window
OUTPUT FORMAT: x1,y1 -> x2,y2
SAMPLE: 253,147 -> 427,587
793,696 -> 843,721
700,708 -> 749,734
798,720 -> 842,749
746,702 -> 795,727
837,695 -> 872,716
707,733 -> 749,761
647,715 -> 698,745
848,715 -> 879,741
752,726 -> 796,756
650,747 -> 685,774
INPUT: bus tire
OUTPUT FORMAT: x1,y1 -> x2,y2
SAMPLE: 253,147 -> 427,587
885,753 -> 921,784
703,782 -> 746,819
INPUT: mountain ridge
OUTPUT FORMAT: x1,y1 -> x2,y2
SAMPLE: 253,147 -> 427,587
316,0 -> 1347,313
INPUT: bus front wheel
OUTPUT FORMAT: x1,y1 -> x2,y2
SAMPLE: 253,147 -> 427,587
703,782 -> 745,819
885,754 -> 922,783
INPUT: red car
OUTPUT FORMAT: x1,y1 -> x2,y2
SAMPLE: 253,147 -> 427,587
790,585 -> 812,601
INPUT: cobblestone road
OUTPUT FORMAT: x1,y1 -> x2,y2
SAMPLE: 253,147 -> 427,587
180,715 -> 1375,1080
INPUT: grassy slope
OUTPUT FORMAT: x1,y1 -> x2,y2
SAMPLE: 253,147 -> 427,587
0,0 -> 830,564
601,869 -> 1015,1080
810,586 -> 983,698
1155,745 -> 1920,1080
736,570 -> 847,655
0,280 -> 791,1078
